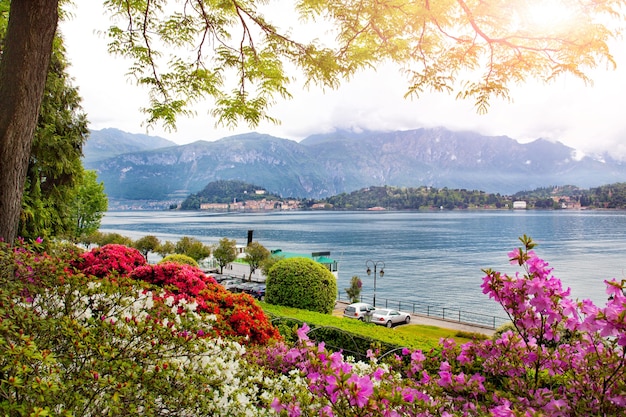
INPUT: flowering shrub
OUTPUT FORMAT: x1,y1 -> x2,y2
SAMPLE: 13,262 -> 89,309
74,245 -> 280,345
131,262 -> 216,296
72,243 -> 146,277
254,236 -> 626,416
345,275 -> 363,303
200,284 -> 281,344
1,257 -> 295,415
130,261 -> 280,344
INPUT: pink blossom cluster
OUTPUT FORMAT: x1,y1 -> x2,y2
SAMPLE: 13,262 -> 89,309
72,244 -> 147,278
131,262 -> 217,296
256,237 -> 626,416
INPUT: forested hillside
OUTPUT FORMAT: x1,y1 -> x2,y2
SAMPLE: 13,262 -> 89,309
321,186 -> 509,210
583,183 -> 626,208
180,181 -> 626,211
318,183 -> 626,211
181,180 -> 281,209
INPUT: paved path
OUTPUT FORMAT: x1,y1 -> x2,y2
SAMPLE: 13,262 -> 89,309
333,301 -> 497,337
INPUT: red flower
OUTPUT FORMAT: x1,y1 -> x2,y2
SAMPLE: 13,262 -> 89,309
72,244 -> 146,278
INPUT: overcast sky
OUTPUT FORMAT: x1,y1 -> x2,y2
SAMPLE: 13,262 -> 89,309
59,2 -> 626,159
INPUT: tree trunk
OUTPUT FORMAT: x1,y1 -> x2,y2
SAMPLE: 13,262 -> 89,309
0,0 -> 59,243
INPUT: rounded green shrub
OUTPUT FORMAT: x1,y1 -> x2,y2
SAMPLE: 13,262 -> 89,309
265,257 -> 337,314
159,254 -> 199,267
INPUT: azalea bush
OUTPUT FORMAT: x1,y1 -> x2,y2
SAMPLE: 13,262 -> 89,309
131,261 -> 216,296
1,241 -> 295,416
255,235 -> 626,416
82,246 -> 281,345
72,243 -> 147,277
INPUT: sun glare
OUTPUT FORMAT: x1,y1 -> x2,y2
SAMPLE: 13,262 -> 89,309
520,0 -> 579,32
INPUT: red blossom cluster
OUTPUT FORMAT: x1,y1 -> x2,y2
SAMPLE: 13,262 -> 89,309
200,284 -> 280,344
75,245 -> 280,345
72,244 -> 147,278
131,262 -> 216,296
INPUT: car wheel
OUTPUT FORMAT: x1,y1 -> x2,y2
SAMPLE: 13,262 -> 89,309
405,316 -> 410,324
386,320 -> 392,328
358,317 -> 364,321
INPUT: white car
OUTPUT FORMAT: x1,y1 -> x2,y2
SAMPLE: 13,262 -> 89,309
371,309 -> 411,327
343,302 -> 376,320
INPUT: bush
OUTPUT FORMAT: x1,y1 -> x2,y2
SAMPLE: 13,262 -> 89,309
159,253 -> 199,267
200,285 -> 281,344
265,257 -> 337,314
0,241 -> 290,416
71,244 -> 280,345
131,262 -> 215,296
174,236 -> 211,261
71,243 -> 146,278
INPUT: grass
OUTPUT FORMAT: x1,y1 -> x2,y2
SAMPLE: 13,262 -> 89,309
260,302 -> 488,351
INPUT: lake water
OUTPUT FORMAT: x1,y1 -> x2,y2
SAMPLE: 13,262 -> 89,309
100,210 -> 626,320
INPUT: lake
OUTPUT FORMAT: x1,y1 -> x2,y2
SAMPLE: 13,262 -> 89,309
100,210 -> 626,320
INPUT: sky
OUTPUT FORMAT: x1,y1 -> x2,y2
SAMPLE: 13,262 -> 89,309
59,2 -> 626,159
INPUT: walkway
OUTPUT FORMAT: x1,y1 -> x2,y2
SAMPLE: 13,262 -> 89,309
333,301 -> 497,337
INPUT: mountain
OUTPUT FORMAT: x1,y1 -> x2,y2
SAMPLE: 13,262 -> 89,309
83,128 -> 177,164
83,128 -> 626,204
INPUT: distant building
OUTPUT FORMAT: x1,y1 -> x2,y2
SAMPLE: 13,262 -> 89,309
513,201 -> 527,209
200,202 -> 229,210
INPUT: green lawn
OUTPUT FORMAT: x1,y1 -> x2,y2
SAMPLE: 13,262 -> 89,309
260,302 -> 488,351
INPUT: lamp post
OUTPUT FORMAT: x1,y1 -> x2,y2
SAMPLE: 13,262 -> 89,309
366,260 -> 385,307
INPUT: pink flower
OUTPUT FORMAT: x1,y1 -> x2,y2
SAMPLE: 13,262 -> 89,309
347,374 -> 373,407
297,323 -> 310,342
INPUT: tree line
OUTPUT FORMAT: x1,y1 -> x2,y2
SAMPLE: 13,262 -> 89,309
326,184 -> 626,210
181,181 -> 626,211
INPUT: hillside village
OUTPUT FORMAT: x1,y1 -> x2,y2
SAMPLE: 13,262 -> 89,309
200,198 -> 302,211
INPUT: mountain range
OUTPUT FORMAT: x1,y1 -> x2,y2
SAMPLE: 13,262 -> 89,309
83,128 -> 626,205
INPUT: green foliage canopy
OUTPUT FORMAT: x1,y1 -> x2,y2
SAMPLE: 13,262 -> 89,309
18,34 -> 90,241
132,235 -> 161,260
244,241 -> 270,280
181,180 -> 278,209
324,185 -> 506,210
265,257 -> 337,314
159,253 -> 199,267
101,0 -> 625,130
68,170 -> 108,241
213,237 -> 238,274
174,236 -> 211,261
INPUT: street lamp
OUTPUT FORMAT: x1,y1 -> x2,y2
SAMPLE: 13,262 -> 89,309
366,260 -> 385,307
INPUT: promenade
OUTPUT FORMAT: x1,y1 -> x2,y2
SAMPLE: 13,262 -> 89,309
333,300 -> 498,337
